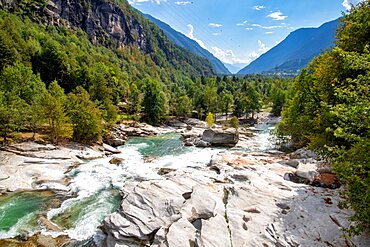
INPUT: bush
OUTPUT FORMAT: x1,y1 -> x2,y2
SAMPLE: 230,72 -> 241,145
205,112 -> 215,128
229,116 -> 239,130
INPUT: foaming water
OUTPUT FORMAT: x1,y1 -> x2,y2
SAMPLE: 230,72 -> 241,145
44,133 -> 219,241
1,131 -> 266,241
0,191 -> 57,239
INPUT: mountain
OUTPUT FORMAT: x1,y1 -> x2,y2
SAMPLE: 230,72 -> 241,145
238,18 -> 340,76
0,0 -> 215,77
144,13 -> 230,75
224,63 -> 244,74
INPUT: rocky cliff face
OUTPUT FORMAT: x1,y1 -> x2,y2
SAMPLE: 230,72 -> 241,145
0,0 -> 149,50
46,0 -> 149,50
0,0 -> 214,75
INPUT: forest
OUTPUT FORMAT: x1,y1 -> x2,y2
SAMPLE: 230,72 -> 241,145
0,9 -> 290,143
276,0 -> 370,235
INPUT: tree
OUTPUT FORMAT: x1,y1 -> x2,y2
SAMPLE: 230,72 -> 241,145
229,116 -> 239,130
176,95 -> 192,118
221,90 -> 234,120
67,86 -> 103,142
142,78 -> 167,125
204,82 -> 219,115
43,81 -> 72,143
0,91 -> 26,141
205,112 -> 215,128
276,1 -> 370,234
246,84 -> 262,119
270,86 -> 287,116
129,83 -> 141,118
0,63 -> 46,140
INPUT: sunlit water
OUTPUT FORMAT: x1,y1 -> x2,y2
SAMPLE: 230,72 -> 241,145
0,126 -> 275,242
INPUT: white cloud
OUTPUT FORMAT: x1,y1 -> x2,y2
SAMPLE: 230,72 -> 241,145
129,0 -> 167,4
342,0 -> 363,10
209,23 -> 223,28
265,31 -> 274,35
236,20 -> 248,26
211,40 -> 269,66
267,11 -> 287,21
187,24 -> 206,49
258,40 -> 268,53
251,23 -> 288,29
254,5 -> 265,11
212,32 -> 222,36
174,1 -> 192,5
211,47 -> 250,65
245,27 -> 253,31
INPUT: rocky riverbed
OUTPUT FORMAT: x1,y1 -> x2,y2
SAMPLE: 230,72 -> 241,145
0,114 -> 369,246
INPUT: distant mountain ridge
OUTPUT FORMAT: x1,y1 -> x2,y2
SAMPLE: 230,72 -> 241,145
238,18 -> 340,76
144,13 -> 231,75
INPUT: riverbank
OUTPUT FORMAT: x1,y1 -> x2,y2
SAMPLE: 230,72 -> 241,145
0,114 -> 369,246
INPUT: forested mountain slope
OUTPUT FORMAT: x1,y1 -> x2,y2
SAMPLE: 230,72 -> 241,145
144,13 -> 230,75
0,0 -> 215,77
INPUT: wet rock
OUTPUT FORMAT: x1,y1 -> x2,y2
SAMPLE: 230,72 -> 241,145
143,155 -> 157,163
194,139 -> 211,148
168,119 -> 187,128
109,157 -> 124,165
296,163 -> 320,183
276,203 -> 290,210
157,167 -> 176,175
284,173 -> 311,184
76,150 -> 104,160
279,159 -> 299,168
289,148 -> 317,160
182,118 -> 207,127
201,128 -> 239,147
184,140 -> 195,147
103,143 -> 121,154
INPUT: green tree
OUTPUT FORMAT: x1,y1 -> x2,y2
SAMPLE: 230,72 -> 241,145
0,63 -> 47,140
229,116 -> 239,130
276,1 -> 370,234
176,95 -> 192,118
205,112 -> 215,128
204,82 -> 218,115
270,85 -> 287,116
246,84 -> 262,119
142,78 -> 167,125
0,91 -> 26,141
221,90 -> 234,120
129,83 -> 142,118
67,86 -> 103,142
43,81 -> 72,143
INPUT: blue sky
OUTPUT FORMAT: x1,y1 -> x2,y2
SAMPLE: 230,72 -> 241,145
129,0 -> 362,71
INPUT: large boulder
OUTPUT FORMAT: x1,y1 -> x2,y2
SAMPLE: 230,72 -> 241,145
201,129 -> 239,147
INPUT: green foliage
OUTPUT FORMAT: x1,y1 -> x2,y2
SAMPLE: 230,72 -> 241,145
229,116 -> 239,130
221,90 -> 234,120
43,81 -> 72,143
205,112 -> 215,128
0,63 -> 45,140
336,0 -> 370,53
67,87 -> 103,142
128,83 -> 142,118
142,78 -> 167,125
277,2 -> 370,234
176,95 -> 192,118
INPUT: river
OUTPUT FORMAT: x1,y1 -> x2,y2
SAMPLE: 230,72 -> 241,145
0,123 -> 276,245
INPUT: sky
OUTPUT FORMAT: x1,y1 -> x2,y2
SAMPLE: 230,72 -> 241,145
129,0 -> 363,72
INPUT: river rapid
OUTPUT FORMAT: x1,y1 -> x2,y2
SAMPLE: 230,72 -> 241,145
0,123 -> 275,245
